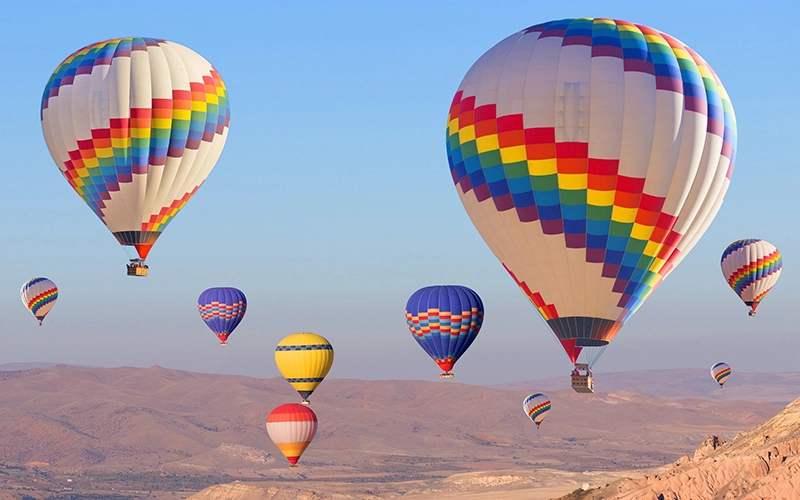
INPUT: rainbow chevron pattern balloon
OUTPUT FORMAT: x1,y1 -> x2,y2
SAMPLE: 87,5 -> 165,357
710,362 -> 731,388
41,38 -> 230,261
721,239 -> 782,316
447,19 -> 736,366
21,277 -> 59,325
523,393 -> 551,428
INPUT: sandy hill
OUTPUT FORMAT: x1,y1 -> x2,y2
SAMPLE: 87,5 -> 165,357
570,395 -> 800,500
0,365 -> 796,498
0,365 -> 786,474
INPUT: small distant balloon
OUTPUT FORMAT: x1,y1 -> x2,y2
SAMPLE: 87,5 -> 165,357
523,393 -> 551,428
710,362 -> 731,388
266,403 -> 318,468
405,285 -> 484,379
197,287 -> 247,345
721,239 -> 782,316
21,278 -> 58,326
274,333 -> 334,403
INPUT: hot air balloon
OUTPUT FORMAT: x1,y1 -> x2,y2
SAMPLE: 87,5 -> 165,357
266,403 -> 318,468
710,362 -> 731,388
20,278 -> 58,326
405,285 -> 484,378
197,287 -> 247,345
40,38 -> 230,276
721,239 -> 781,316
523,393 -> 551,428
446,19 -> 736,385
274,333 -> 334,403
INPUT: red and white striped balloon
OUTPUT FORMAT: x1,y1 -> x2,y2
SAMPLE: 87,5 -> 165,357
266,403 -> 318,467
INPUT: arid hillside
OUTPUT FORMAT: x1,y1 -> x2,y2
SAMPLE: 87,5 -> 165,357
0,365 -> 795,498
568,395 -> 800,499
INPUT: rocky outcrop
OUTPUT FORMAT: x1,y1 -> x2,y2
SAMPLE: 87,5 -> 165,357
575,397 -> 800,499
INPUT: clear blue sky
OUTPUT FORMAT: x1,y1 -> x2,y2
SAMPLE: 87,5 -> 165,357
1,1 -> 797,385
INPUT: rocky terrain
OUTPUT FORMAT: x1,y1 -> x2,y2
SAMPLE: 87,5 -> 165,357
563,397 -> 800,499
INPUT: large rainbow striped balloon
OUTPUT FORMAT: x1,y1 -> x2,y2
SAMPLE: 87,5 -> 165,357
266,403 -> 318,467
41,38 -> 230,269
21,277 -> 59,326
446,19 -> 736,368
721,239 -> 782,316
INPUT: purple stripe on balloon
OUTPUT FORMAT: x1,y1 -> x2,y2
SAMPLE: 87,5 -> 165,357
132,165 -> 148,175
459,175 -> 473,193
540,219 -> 563,235
563,35 -> 592,46
591,45 -> 623,58
684,95 -> 707,115
707,117 -> 724,137
474,184 -> 491,202
565,233 -> 586,248
586,248 -> 605,263
602,263 -> 620,279
721,140 -> 733,159
540,29 -> 566,39
624,59 -> 655,75
516,205 -> 539,222
493,193 -> 514,211
655,76 -> 682,92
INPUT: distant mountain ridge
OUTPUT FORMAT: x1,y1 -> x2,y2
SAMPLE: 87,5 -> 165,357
0,361 -> 59,371
492,368 -> 800,404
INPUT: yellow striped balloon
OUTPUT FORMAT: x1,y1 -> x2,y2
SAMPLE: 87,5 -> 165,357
274,333 -> 334,403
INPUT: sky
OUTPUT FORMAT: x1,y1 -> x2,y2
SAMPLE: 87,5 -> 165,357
1,1 -> 797,386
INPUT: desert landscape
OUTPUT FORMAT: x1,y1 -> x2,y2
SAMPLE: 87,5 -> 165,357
1,363 -> 797,499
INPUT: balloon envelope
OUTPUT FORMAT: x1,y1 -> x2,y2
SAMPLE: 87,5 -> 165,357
523,393 -> 551,427
266,403 -> 318,466
710,362 -> 731,388
721,239 -> 782,316
446,19 -> 736,367
197,287 -> 247,345
405,285 -> 484,376
40,38 -> 230,264
20,278 -> 58,325
274,333 -> 334,402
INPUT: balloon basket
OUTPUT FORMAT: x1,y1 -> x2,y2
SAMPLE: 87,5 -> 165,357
289,465 -> 298,469
439,373 -> 454,379
571,374 -> 594,393
571,364 -> 594,393
126,260 -> 149,277
301,400 -> 310,405
748,310 -> 756,317
219,341 -> 229,346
